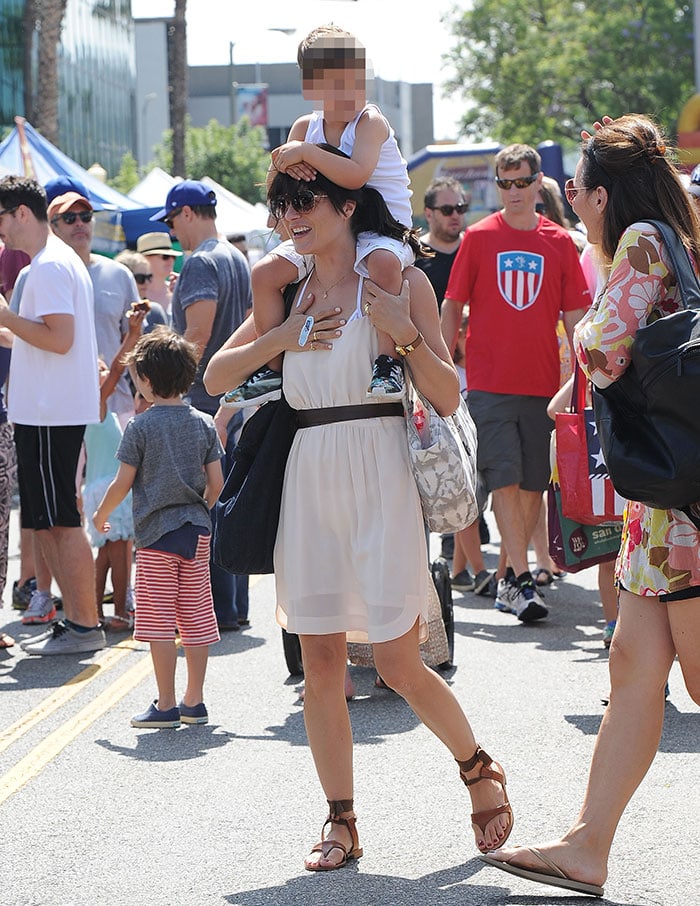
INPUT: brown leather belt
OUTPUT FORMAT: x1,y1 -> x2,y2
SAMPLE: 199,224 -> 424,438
296,402 -> 404,428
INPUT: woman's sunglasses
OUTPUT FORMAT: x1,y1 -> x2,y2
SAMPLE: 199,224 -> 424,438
269,189 -> 328,220
134,273 -> 153,285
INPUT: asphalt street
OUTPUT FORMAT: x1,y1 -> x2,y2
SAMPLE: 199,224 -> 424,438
1,506 -> 697,906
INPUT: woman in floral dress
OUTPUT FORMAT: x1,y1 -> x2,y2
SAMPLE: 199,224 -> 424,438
481,114 -> 700,898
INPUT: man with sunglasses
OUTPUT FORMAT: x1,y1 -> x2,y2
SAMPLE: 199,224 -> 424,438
0,175 -> 105,655
151,180 -> 252,633
47,189 -> 140,429
415,177 -> 469,312
441,144 -> 590,623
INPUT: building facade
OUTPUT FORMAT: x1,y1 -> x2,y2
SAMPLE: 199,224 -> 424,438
0,0 -> 136,174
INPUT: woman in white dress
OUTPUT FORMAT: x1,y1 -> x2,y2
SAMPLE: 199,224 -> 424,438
205,152 -> 513,872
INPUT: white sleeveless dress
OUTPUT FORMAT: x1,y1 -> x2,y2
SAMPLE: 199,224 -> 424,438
274,278 -> 429,644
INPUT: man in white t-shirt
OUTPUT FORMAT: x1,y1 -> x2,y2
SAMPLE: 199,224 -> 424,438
0,175 -> 105,655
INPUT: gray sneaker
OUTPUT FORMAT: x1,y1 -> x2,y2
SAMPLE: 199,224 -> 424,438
494,577 -> 518,614
513,581 -> 549,623
220,367 -> 282,409
21,621 -> 106,656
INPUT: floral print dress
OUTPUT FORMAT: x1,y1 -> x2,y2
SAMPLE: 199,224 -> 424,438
574,222 -> 700,596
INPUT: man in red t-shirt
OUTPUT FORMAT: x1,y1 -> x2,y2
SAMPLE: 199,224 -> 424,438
441,144 -> 590,622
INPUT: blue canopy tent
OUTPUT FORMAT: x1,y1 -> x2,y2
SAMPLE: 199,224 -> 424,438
0,120 -> 161,253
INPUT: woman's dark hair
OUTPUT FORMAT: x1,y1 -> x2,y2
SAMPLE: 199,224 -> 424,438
124,327 -> 197,399
580,114 -> 700,263
268,143 -> 428,259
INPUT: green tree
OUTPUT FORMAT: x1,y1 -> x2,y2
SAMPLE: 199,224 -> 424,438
109,151 -> 140,195
444,0 -> 695,147
152,118 -> 269,204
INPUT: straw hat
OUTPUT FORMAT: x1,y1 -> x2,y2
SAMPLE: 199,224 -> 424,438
136,232 -> 183,257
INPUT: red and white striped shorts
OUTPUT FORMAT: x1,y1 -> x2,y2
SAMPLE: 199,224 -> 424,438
134,533 -> 220,647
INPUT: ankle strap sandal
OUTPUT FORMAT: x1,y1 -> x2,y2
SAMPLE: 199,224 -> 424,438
456,745 -> 514,853
305,798 -> 364,872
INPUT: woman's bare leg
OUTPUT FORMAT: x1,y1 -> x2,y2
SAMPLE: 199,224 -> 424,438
298,632 -> 355,869
487,588 -> 676,888
373,621 -> 510,851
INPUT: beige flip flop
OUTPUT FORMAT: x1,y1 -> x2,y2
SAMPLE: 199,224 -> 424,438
480,847 -> 604,897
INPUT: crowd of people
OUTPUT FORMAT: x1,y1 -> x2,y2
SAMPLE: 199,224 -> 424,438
1,22 -> 698,899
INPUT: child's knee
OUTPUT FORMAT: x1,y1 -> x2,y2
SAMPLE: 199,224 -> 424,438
366,250 -> 402,294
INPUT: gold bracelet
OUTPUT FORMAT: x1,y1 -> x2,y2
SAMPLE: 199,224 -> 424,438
394,332 -> 424,357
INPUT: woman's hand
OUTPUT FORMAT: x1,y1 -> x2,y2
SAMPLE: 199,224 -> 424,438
275,290 -> 345,352
581,115 -> 613,140
362,279 -> 416,346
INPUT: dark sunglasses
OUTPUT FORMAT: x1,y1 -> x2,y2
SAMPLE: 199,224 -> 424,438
269,189 -> 328,220
495,173 -> 540,190
0,205 -> 18,217
427,203 -> 469,216
134,273 -> 153,284
51,210 -> 93,225
164,209 -> 184,229
159,254 -> 176,261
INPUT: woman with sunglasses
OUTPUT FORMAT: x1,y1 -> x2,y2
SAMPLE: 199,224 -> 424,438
481,114 -> 700,899
114,250 -> 167,334
205,153 -> 514,872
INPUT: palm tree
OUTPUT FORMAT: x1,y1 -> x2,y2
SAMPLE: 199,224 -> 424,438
171,0 -> 188,177
33,0 -> 69,145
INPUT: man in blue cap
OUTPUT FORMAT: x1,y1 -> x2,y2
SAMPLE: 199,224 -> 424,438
151,180 -> 251,631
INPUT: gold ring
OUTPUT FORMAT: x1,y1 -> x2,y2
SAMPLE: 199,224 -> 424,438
310,341 -> 316,351
313,330 -> 318,342
363,301 -> 370,314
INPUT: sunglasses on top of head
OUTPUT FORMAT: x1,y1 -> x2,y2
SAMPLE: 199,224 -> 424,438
427,202 -> 469,216
494,172 -> 540,190
51,210 -> 93,225
269,188 -> 328,220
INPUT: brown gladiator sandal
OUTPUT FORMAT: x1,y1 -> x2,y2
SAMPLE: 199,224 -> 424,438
457,745 -> 514,854
305,798 -> 363,872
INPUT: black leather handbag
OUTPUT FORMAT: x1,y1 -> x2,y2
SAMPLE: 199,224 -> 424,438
593,219 -> 700,516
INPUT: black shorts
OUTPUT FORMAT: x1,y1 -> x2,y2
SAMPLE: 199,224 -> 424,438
14,424 -> 85,530
467,391 -> 552,493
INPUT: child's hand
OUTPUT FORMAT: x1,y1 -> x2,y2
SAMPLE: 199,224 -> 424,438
126,308 -> 147,337
581,115 -> 613,140
271,141 -> 317,182
92,510 -> 111,534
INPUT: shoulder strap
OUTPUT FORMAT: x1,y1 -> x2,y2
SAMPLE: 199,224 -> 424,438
282,282 -> 298,317
643,220 -> 700,311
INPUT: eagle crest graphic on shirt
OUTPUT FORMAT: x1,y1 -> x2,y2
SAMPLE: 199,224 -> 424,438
497,251 -> 544,310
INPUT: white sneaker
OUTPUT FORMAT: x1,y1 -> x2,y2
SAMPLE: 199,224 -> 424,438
513,581 -> 548,623
21,621 -> 106,655
21,589 -> 57,625
494,578 -> 518,614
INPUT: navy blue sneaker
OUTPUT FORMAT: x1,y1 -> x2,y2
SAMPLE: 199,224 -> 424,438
179,701 -> 208,725
131,700 -> 181,728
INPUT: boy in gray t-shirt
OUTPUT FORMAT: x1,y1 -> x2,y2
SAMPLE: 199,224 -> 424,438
93,328 -> 224,729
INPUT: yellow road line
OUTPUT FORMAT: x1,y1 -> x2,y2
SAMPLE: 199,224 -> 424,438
0,639 -> 143,755
0,643 -> 157,807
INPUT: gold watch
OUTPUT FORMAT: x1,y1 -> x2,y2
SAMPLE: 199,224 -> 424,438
394,332 -> 424,357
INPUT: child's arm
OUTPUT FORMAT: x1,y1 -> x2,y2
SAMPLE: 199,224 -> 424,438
271,109 -> 389,188
92,462 -> 137,533
100,309 -> 146,419
204,458 -> 224,509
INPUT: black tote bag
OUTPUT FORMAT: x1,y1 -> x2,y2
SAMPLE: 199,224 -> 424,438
593,220 -> 700,514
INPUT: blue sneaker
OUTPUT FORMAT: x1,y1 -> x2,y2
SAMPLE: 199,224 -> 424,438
179,701 -> 208,725
221,367 -> 282,409
131,700 -> 181,728
603,620 -> 616,649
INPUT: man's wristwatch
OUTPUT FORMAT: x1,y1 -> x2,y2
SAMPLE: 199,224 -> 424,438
394,332 -> 424,357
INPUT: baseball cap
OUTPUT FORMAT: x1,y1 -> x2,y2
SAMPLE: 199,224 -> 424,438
44,176 -> 94,207
149,180 -> 217,222
47,192 -> 94,220
136,231 -> 183,257
689,165 -> 700,198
